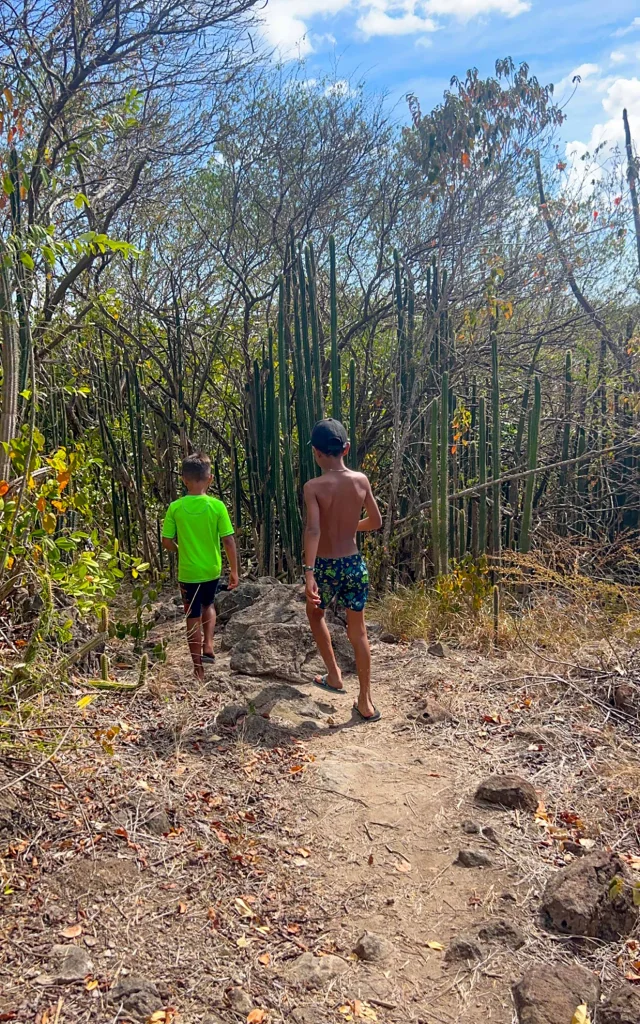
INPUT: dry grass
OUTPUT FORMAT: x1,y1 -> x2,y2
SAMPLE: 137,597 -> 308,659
373,551 -> 640,659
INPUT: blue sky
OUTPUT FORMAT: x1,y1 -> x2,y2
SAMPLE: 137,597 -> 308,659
260,2 -> 640,160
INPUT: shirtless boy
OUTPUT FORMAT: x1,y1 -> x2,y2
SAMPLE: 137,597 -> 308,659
303,418 -> 383,721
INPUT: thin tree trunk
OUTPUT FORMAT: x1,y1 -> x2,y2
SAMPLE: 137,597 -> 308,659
0,257 -> 19,481
623,108 -> 640,277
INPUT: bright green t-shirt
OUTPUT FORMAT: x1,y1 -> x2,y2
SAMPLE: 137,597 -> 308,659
162,495 -> 234,583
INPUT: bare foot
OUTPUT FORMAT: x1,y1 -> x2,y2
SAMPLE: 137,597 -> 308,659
356,693 -> 376,718
314,672 -> 344,691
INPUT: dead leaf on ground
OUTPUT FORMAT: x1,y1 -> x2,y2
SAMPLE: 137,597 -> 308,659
146,1011 -> 176,1024
177,902 -> 187,914
258,952 -> 270,965
395,860 -> 411,872
59,923 -> 82,939
247,1010 -> 266,1023
427,940 -> 444,950
235,897 -> 255,918
571,1005 -> 591,1024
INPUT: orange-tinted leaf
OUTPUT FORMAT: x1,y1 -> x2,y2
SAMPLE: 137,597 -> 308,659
36,496 -> 46,512
247,1011 -> 266,1023
59,923 -> 82,939
258,952 -> 271,966
178,902 -> 187,915
57,469 -> 71,491
461,152 -> 470,167
0,481 -> 9,496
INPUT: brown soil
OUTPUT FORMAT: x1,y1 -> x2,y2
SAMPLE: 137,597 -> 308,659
2,612 -> 639,1024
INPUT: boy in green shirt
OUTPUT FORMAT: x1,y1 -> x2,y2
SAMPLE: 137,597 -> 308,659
162,452 -> 239,680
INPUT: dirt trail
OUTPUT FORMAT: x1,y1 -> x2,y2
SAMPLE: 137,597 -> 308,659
2,596 -> 639,1024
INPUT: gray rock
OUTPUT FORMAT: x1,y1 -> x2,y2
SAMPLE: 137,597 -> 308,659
222,585 -> 306,649
50,944 -> 93,982
353,930 -> 395,963
230,623 -> 316,678
228,988 -> 254,1014
216,704 -> 248,728
481,825 -> 500,845
444,935 -> 483,963
215,582 -> 280,624
541,851 -> 637,940
461,819 -> 480,835
600,983 -> 640,1024
109,975 -> 162,1016
428,641 -> 447,658
283,952 -> 349,989
379,632 -> 398,644
513,964 -> 599,1024
456,848 -> 493,868
475,774 -> 538,812
613,683 -> 637,717
476,918 -> 524,949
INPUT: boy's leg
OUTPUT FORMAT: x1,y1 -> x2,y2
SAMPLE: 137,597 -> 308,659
186,616 -> 204,681
202,603 -> 216,658
346,609 -> 375,718
306,602 -> 343,691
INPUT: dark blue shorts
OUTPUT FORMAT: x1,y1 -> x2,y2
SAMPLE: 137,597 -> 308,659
179,579 -> 219,618
314,553 -> 369,612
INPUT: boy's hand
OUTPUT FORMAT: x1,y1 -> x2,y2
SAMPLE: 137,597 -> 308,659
305,572 -> 321,607
228,571 -> 239,591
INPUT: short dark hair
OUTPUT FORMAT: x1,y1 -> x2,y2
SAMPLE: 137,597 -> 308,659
182,452 -> 211,481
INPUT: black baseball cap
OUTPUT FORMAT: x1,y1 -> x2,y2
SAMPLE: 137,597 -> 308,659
310,418 -> 348,455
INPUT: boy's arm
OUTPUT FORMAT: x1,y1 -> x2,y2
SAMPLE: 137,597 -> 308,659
222,535 -> 239,590
303,482 -> 321,606
161,504 -> 178,552
358,478 -> 383,532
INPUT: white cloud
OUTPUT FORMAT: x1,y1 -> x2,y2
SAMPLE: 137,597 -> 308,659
610,50 -> 628,64
613,16 -> 640,38
416,34 -> 433,47
259,0 -> 530,57
357,6 -> 437,38
260,0 -> 351,58
566,76 -> 640,190
425,0 -> 529,17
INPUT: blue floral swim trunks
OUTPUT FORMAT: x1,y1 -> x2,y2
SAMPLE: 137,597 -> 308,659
313,553 -> 369,612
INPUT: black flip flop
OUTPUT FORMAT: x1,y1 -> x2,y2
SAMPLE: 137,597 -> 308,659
313,675 -> 344,694
353,703 -> 381,723
202,652 -> 216,665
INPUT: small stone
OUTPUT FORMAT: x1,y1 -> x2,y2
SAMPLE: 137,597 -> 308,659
444,935 -> 483,963
283,952 -> 349,989
228,988 -> 254,1014
412,699 -> 454,725
428,641 -> 447,658
216,704 -> 247,729
461,820 -> 480,835
513,964 -> 599,1024
476,918 -> 524,949
109,975 -> 162,1016
50,944 -> 93,983
613,683 -> 637,717
475,774 -> 538,812
481,825 -> 500,845
456,848 -> 493,868
541,850 -> 637,940
353,930 -> 395,963
379,632 -> 398,644
600,983 -> 640,1024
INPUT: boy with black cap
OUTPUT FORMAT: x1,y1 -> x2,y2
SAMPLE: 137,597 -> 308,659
303,418 -> 383,721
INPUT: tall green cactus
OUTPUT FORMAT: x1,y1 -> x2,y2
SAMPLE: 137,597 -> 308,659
430,398 -> 440,576
560,350 -> 572,496
519,376 -> 541,553
478,396 -> 487,555
329,235 -> 341,421
304,244 -> 323,421
349,358 -> 357,469
439,371 -> 449,574
490,326 -> 501,560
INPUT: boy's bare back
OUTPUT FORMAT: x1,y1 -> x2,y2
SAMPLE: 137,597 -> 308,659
304,469 -> 375,558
